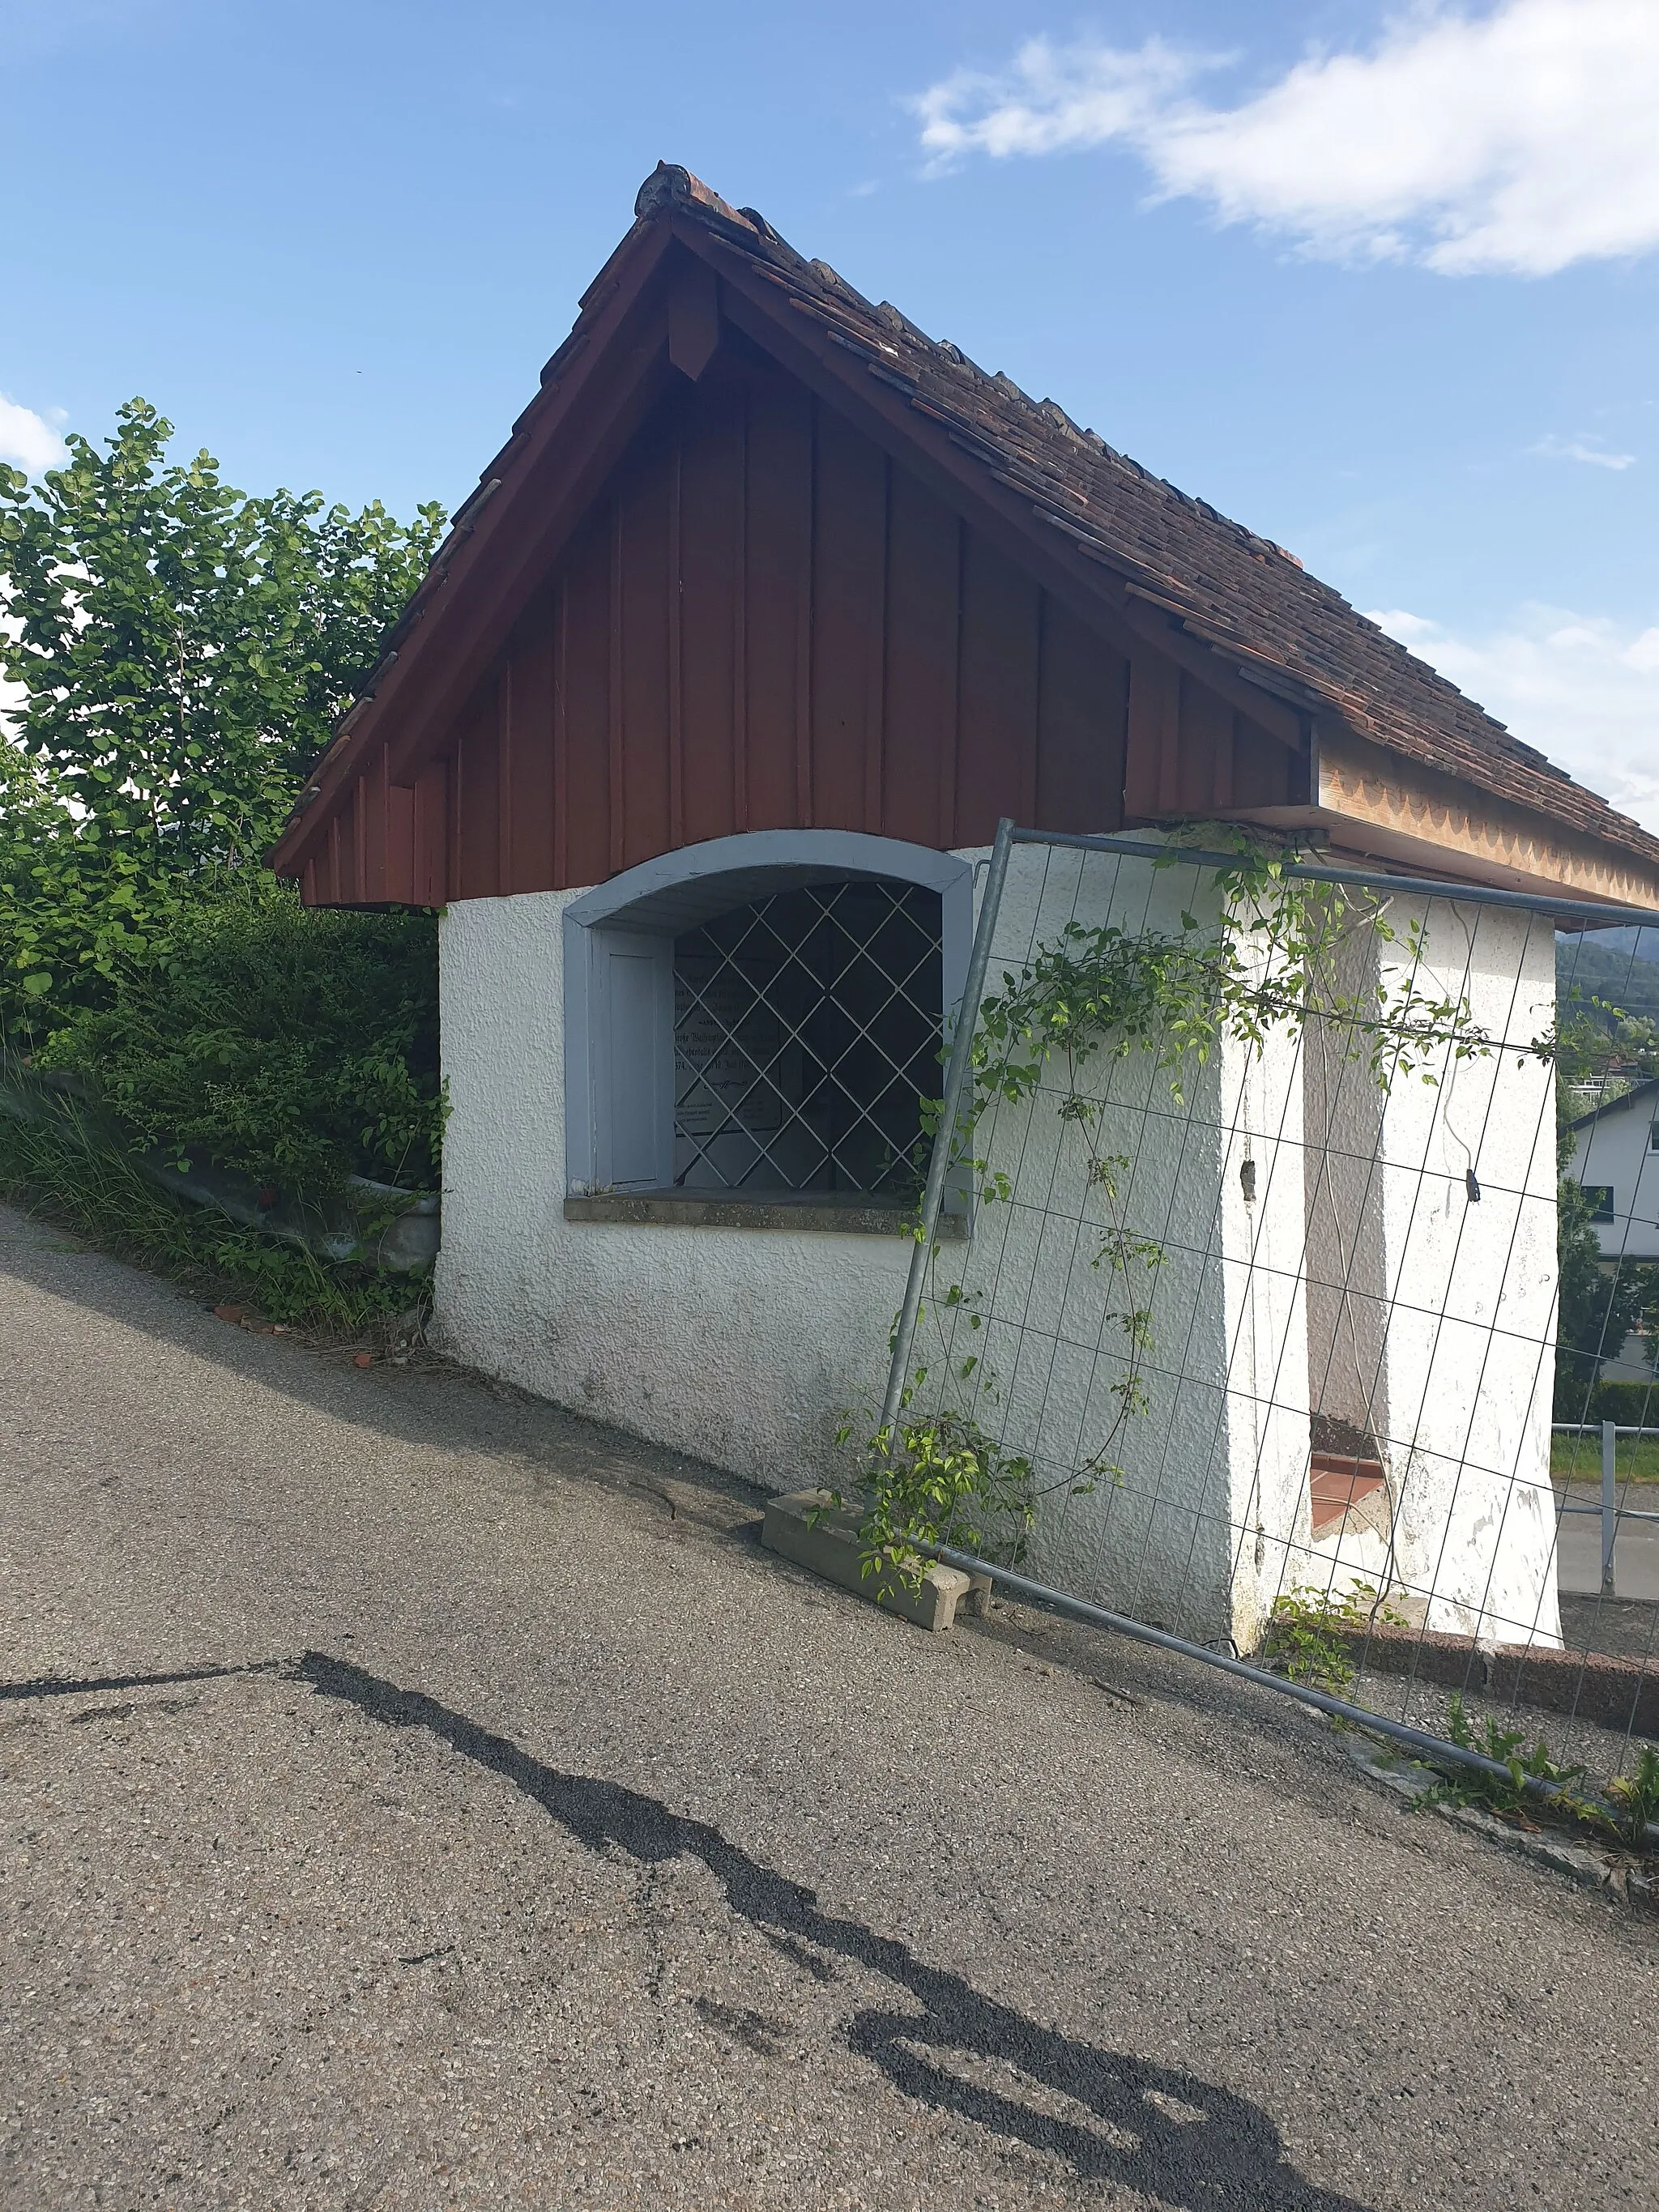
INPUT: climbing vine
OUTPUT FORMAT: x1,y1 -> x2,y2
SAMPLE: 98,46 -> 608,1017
842,839 -> 1495,1591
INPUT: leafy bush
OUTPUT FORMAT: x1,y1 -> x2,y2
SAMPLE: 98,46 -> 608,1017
0,398 -> 446,1239
1552,1175 -> 1656,1418
1260,1582 -> 1405,1694
0,399 -> 443,1043
834,1402 -> 1037,1594
1422,1699 -> 1659,1850
1569,1379 -> 1659,1429
1431,1694 -> 1592,1821
39,875 -> 441,1200
1605,1745 -> 1659,1849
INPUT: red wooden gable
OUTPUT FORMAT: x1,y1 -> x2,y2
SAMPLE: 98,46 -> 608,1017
273,190 -> 1307,907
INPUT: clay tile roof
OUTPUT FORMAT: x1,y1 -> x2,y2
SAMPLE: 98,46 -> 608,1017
611,164 -> 1659,875
377,164 -> 1657,882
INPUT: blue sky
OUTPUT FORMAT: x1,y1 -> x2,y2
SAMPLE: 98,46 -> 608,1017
3,0 -> 1657,825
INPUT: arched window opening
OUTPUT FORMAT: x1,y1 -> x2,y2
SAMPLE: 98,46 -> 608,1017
562,830 -> 973,1219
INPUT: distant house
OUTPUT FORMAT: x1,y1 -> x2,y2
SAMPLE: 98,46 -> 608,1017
1566,1077 -> 1659,1262
271,165 -> 1659,1646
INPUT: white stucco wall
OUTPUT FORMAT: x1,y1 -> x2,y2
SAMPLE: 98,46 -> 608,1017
433,844 -> 1306,1645
921,842 -> 1309,1650
435,844 -> 1563,1654
1367,898 -> 1562,1645
436,885 -> 911,1487
1303,914 -> 1391,1457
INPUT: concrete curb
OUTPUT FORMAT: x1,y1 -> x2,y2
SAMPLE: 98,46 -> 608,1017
1334,1622 -> 1659,1738
1342,1733 -> 1655,1906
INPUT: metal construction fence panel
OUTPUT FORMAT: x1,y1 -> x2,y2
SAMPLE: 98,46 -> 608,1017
881,820 -> 1659,1822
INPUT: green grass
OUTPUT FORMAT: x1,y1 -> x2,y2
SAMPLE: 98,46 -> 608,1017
1551,1430 -> 1659,1483
0,1097 -> 426,1333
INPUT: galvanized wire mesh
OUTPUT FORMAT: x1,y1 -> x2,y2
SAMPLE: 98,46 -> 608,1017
885,822 -> 1659,1807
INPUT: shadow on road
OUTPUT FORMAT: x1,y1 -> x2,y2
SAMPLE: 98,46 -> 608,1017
0,1647 -> 1368,2205
0,1204 -> 769,1523
293,1650 -> 1367,2210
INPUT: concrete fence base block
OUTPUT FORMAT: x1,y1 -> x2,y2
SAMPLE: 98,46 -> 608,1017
761,1490 -> 976,1632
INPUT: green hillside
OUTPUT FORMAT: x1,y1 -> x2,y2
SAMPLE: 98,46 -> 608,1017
1559,934 -> 1659,1025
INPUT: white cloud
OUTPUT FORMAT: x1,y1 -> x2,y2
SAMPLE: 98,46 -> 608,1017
1366,603 -> 1659,832
0,393 -> 66,474
915,37 -> 1197,163
1367,607 -> 1437,642
1530,433 -> 1636,471
913,2 -> 1659,277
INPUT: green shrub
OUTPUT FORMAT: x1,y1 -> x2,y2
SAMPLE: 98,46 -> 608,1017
0,401 -> 443,1046
0,398 -> 444,1306
1575,1379 -> 1659,1430
1552,1177 -> 1658,1419
1431,1694 -> 1593,1821
1605,1745 -> 1659,1849
39,874 -> 442,1201
1260,1582 -> 1406,1694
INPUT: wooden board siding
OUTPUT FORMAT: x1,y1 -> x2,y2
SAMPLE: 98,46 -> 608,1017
301,345 -> 1297,906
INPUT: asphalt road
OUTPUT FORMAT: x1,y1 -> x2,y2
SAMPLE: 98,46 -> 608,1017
2,1202 -> 1656,2212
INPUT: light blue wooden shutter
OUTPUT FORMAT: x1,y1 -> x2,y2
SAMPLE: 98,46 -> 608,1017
591,930 -> 673,1190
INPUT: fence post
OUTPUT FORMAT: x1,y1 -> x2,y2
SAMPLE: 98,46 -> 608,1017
1601,1420 -> 1617,1595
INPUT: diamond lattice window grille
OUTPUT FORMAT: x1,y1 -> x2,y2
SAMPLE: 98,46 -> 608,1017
672,880 -> 943,1196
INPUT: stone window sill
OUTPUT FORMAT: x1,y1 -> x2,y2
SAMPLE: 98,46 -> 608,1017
563,1190 -> 966,1240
